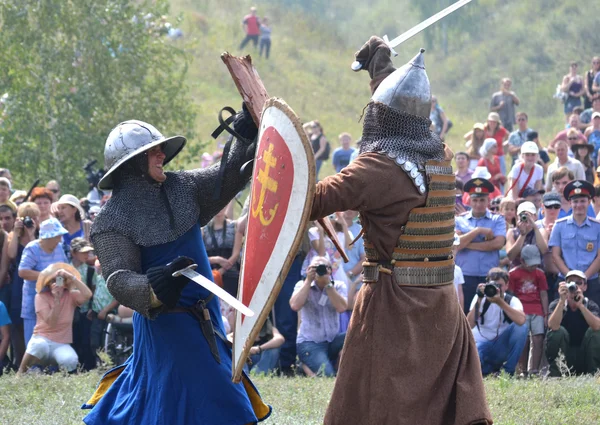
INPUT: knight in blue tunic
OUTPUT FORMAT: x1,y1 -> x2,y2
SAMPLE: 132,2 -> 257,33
82,111 -> 271,424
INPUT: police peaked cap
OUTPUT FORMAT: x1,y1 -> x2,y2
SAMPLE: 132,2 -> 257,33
464,178 -> 495,198
564,180 -> 595,200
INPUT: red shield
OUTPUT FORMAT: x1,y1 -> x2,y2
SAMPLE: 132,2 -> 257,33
232,98 -> 315,382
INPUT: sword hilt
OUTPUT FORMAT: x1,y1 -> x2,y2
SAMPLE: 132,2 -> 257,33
172,264 -> 198,278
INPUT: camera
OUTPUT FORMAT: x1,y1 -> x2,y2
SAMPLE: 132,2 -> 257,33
315,264 -> 329,276
477,281 -> 500,298
23,216 -> 34,229
83,160 -> 105,189
519,213 -> 528,222
55,276 -> 64,287
567,282 -> 582,302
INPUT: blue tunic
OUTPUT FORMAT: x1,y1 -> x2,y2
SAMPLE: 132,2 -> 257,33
83,225 -> 269,425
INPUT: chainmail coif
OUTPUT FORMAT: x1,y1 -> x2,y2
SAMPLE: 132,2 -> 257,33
359,101 -> 445,164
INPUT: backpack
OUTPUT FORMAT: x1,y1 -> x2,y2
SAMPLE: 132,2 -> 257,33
479,292 -> 514,326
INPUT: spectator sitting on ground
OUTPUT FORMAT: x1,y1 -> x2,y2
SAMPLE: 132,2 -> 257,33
499,198 -> 516,229
45,180 -> 60,203
332,133 -> 356,173
549,180 -> 600,307
30,187 -> 54,223
571,142 -> 595,183
18,217 -> 68,346
508,245 -> 549,376
546,270 -> 600,376
546,142 -> 586,191
0,204 -> 15,234
464,123 -> 486,169
506,202 -> 548,268
456,178 -> 507,313
490,77 -> 520,132
579,97 -> 600,127
461,167 -> 502,207
467,267 -> 527,376
18,263 -> 92,374
584,112 -> 600,164
0,178 -> 16,213
507,142 -> 543,199
290,256 -> 347,377
484,112 -> 510,176
478,138 -> 506,190
0,300 -> 9,375
454,151 -> 473,185
247,316 -> 285,375
521,187 -> 544,214
508,112 -> 533,167
549,115 -> 587,152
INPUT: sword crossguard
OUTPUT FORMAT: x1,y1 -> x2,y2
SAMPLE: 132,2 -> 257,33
172,263 -> 198,278
382,35 -> 398,57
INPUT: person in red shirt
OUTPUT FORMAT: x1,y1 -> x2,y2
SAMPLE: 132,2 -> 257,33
478,138 -> 507,190
485,112 -> 510,177
239,6 -> 260,50
508,244 -> 549,376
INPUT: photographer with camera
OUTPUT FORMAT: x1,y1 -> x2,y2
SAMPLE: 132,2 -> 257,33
290,256 -> 347,377
83,160 -> 104,208
546,270 -> 600,376
506,201 -> 548,269
467,267 -> 527,376
53,194 -> 92,260
549,180 -> 600,307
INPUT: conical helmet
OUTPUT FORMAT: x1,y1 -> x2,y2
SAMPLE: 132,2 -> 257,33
371,48 -> 431,118
98,120 -> 186,190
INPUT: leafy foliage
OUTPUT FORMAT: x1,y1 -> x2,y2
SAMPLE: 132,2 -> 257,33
0,0 -> 196,194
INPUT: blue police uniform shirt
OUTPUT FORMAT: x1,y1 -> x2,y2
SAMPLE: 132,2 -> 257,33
455,210 -> 507,277
549,215 -> 600,279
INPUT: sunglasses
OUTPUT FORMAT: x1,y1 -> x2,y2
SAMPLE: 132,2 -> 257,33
544,204 -> 561,209
488,272 -> 508,282
489,206 -> 499,212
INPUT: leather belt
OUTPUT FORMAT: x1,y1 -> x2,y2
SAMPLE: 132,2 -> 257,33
166,294 -> 230,364
362,259 -> 454,287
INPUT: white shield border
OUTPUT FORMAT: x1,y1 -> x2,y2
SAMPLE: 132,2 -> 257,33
232,98 -> 315,382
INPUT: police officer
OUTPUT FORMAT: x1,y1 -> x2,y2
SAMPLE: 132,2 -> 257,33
456,178 -> 507,313
549,180 -> 600,306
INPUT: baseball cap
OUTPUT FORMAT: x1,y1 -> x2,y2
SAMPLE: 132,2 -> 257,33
592,111 -> 600,119
542,192 -> 561,207
565,270 -> 587,282
517,201 -> 537,216
521,245 -> 541,267
71,237 -> 94,253
521,141 -> 539,154
521,187 -> 538,198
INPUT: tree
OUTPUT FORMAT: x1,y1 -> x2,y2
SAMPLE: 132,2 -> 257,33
0,0 -> 196,195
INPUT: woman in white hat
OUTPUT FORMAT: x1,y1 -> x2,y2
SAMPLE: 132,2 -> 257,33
478,137 -> 507,191
507,141 -> 544,199
18,217 -> 69,345
53,194 -> 92,259
18,262 -> 92,374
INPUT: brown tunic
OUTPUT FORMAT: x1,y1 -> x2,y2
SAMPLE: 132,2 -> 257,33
310,152 -> 492,425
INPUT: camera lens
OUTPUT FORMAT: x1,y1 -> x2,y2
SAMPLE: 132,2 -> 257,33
520,213 -> 528,222
567,282 -> 578,293
315,264 -> 328,276
23,216 -> 34,228
484,283 -> 498,298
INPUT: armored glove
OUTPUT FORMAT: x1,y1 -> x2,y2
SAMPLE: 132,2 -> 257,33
146,256 -> 195,308
354,36 -> 397,94
231,103 -> 258,143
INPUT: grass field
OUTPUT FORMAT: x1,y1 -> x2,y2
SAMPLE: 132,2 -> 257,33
1,371 -> 600,425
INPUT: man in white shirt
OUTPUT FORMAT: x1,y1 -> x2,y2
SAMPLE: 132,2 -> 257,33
546,140 -> 585,191
466,268 -> 528,376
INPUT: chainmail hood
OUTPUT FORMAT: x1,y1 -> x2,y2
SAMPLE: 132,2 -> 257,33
91,169 -> 201,247
359,101 -> 445,164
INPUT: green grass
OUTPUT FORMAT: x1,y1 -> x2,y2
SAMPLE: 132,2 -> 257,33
1,372 -> 600,424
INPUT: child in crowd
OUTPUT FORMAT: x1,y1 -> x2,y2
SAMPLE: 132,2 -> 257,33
499,198 -> 516,229
508,245 -> 548,376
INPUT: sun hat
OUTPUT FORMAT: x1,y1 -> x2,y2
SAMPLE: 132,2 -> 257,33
35,262 -> 81,293
592,111 -> 600,119
521,245 -> 541,267
39,217 -> 68,239
487,112 -> 501,123
520,141 -> 539,154
53,194 -> 86,220
473,122 -> 485,131
479,138 -> 498,157
471,166 -> 492,180
565,270 -> 587,282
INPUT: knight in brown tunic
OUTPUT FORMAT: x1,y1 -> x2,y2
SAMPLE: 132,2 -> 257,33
310,37 -> 493,425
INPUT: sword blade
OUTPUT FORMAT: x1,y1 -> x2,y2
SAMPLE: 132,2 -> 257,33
181,269 -> 255,317
386,0 -> 472,49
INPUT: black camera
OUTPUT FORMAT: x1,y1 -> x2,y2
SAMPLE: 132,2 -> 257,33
519,213 -> 528,222
23,216 -> 34,229
83,160 -> 105,189
477,281 -> 500,298
315,264 -> 329,276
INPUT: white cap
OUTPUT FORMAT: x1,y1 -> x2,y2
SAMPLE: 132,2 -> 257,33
471,166 -> 491,180
521,141 -> 539,154
517,201 -> 537,216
